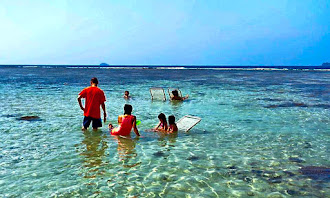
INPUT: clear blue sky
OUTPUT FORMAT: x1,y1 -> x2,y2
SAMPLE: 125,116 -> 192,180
0,0 -> 329,65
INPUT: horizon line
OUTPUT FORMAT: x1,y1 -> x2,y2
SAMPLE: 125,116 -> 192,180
1,65 -> 329,70
0,64 -> 328,67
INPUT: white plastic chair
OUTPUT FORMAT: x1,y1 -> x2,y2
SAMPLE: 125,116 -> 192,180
176,115 -> 201,132
150,87 -> 166,101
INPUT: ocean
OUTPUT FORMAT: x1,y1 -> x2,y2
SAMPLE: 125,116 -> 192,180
0,67 -> 329,197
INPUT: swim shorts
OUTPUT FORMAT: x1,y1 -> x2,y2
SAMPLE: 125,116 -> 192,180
83,116 -> 102,129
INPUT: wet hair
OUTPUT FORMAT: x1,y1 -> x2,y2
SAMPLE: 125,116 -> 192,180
172,90 -> 179,97
91,77 -> 98,85
124,104 -> 132,115
125,91 -> 129,95
158,113 -> 167,123
168,115 -> 175,124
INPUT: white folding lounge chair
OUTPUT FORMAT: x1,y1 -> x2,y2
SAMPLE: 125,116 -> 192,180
176,115 -> 201,132
150,87 -> 166,101
168,88 -> 182,100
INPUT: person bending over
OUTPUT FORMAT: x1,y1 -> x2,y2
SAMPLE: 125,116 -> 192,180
154,113 -> 168,131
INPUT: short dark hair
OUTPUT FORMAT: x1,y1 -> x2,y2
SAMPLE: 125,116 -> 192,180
91,77 -> 98,85
168,115 -> 175,124
158,113 -> 167,123
172,90 -> 179,97
124,104 -> 132,115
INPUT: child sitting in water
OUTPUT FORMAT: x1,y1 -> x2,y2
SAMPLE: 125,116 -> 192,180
154,113 -> 168,131
109,104 -> 140,136
171,90 -> 189,101
167,115 -> 178,133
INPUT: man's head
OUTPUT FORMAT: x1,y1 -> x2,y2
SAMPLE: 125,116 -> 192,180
125,91 -> 129,96
90,77 -> 99,85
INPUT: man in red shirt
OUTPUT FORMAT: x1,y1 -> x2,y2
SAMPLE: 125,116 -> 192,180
77,77 -> 107,130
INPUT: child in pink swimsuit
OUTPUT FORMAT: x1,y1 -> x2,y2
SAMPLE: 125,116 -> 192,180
168,115 -> 178,133
154,113 -> 168,132
109,104 -> 140,136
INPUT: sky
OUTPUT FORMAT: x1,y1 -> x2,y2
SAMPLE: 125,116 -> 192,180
0,0 -> 329,66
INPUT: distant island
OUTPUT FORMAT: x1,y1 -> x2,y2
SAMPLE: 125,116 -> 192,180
322,62 -> 330,66
100,63 -> 110,66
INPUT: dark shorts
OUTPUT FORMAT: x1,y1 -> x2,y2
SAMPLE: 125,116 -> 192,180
83,116 -> 102,129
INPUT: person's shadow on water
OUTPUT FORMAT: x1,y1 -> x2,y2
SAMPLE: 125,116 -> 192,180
80,130 -> 108,178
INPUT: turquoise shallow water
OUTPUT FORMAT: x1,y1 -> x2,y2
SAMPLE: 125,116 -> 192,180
0,68 -> 329,197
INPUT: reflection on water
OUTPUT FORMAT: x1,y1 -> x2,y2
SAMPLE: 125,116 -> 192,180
113,136 -> 141,168
80,130 -> 108,178
157,131 -> 178,145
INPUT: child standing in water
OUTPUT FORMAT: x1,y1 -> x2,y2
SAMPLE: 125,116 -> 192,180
168,115 -> 178,133
154,113 -> 168,131
109,104 -> 140,137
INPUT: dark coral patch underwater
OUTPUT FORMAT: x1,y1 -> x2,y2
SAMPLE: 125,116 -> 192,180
299,166 -> 330,181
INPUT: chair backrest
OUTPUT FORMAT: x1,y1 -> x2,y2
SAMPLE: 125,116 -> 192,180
150,87 -> 166,101
168,88 -> 182,100
176,115 -> 201,132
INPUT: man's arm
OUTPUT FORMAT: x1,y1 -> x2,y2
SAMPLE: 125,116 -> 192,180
77,95 -> 85,111
101,102 -> 106,123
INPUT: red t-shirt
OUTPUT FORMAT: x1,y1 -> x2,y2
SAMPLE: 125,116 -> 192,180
79,86 -> 106,119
